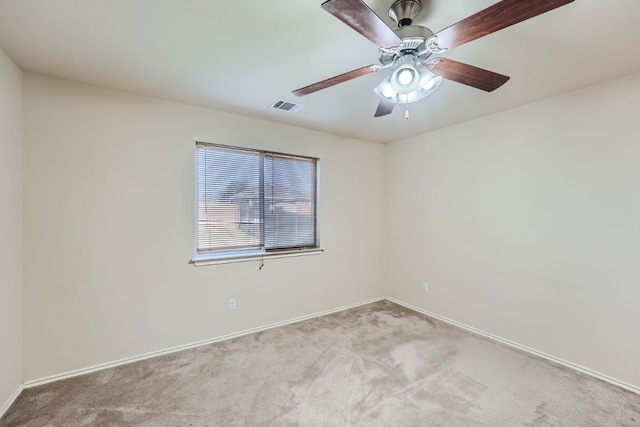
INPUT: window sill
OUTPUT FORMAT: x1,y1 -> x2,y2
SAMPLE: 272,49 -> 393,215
190,248 -> 324,267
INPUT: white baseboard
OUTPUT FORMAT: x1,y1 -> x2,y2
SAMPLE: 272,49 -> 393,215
24,296 -> 385,389
386,297 -> 640,395
22,295 -> 640,397
0,385 -> 23,420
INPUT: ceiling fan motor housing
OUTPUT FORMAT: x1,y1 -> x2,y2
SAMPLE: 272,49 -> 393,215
389,0 -> 423,27
379,25 -> 434,67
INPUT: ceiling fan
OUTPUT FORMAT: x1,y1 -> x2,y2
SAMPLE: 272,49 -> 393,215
292,0 -> 574,118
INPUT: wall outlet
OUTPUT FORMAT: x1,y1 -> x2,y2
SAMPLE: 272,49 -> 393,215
228,298 -> 237,310
422,282 -> 429,292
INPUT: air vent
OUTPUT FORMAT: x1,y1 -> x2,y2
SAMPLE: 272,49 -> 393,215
270,99 -> 304,113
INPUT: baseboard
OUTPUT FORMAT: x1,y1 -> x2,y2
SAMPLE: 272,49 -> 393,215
0,385 -> 23,420
23,295 -> 638,396
386,297 -> 640,395
24,296 -> 385,389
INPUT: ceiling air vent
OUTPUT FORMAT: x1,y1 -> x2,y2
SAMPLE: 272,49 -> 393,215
270,99 -> 304,113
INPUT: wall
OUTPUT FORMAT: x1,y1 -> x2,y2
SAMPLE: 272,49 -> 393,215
0,49 -> 23,411
22,74 -> 386,381
17,66 -> 640,390
386,72 -> 640,387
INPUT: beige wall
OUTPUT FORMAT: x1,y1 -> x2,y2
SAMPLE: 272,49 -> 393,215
15,67 -> 640,390
387,72 -> 640,387
0,49 -> 23,408
22,74 -> 387,381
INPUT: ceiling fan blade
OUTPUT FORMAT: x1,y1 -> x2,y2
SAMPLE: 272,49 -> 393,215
429,58 -> 510,92
292,64 -> 379,97
321,0 -> 403,48
374,99 -> 395,117
432,0 -> 574,51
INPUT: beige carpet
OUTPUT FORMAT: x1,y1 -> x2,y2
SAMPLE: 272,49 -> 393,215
2,301 -> 639,426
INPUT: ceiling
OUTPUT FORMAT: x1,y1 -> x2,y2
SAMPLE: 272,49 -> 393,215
0,0 -> 639,143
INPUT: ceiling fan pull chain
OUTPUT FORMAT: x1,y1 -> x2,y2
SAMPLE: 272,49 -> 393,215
405,94 -> 410,120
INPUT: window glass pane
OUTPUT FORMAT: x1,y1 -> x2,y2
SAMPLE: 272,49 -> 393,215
196,142 -> 318,257
197,145 -> 262,253
264,155 -> 316,250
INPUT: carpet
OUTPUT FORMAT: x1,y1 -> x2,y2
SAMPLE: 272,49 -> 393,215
2,300 -> 639,426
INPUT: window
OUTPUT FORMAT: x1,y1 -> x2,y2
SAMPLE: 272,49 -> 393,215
194,142 -> 319,263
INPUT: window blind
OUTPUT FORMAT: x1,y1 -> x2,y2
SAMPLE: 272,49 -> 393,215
196,142 -> 317,257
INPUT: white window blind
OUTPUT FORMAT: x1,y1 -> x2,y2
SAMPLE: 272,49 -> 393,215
196,142 -> 318,258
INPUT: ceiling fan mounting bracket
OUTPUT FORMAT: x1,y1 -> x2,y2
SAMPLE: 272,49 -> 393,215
389,0 -> 423,27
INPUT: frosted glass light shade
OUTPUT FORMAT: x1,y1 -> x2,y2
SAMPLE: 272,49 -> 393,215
374,67 -> 442,104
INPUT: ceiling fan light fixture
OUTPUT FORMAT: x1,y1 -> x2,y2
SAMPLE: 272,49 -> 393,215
374,65 -> 442,105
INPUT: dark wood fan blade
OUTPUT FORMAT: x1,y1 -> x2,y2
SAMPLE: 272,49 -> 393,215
432,0 -> 574,50
429,58 -> 510,92
374,99 -> 395,117
292,65 -> 379,97
321,0 -> 402,48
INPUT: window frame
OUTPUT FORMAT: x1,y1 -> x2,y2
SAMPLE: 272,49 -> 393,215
191,141 -> 322,266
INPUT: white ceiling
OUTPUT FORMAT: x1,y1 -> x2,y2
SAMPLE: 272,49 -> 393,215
1,0 -> 639,143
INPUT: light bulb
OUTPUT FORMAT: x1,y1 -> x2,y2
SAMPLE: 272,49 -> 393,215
398,69 -> 414,85
422,77 -> 435,90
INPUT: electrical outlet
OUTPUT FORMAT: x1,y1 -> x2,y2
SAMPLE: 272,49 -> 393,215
422,282 -> 429,292
228,298 -> 237,310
